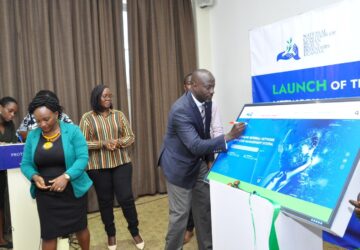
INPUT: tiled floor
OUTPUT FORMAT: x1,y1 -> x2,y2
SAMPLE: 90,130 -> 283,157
85,194 -> 196,250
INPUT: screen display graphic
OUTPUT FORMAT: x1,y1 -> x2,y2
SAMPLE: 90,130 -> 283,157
208,99 -> 360,228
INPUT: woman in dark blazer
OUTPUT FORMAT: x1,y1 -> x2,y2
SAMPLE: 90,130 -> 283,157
0,96 -> 18,249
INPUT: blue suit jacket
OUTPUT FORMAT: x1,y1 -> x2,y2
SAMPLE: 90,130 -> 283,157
21,121 -> 93,198
158,92 -> 227,189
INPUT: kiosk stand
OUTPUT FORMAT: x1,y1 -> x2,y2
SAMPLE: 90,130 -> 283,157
7,168 -> 41,249
208,99 -> 360,249
1,144 -> 70,250
1,144 -> 41,250
209,151 -> 360,249
210,180 -> 322,250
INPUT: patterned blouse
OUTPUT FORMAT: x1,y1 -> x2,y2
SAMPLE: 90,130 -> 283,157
79,109 -> 134,170
17,112 -> 72,132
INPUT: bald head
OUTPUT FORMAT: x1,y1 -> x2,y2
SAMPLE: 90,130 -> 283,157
191,69 -> 214,84
191,69 -> 215,103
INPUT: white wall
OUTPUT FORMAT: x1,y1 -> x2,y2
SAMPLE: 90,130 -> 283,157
193,0 -> 342,131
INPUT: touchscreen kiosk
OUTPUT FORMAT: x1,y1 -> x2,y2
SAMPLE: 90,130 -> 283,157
208,98 -> 360,234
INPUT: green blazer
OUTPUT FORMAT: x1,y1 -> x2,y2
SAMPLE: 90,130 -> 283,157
21,121 -> 92,198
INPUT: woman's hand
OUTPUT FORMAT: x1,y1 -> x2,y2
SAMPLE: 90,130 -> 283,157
103,139 -> 117,151
32,174 -> 50,190
115,139 -> 123,148
48,174 -> 69,192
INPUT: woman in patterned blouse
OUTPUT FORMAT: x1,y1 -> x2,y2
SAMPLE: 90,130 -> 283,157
80,85 -> 144,250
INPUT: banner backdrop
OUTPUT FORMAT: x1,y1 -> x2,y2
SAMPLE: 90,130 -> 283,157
249,0 -> 360,248
251,0 -> 360,103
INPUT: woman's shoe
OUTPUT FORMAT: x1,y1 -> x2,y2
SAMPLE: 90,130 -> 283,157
108,245 -> 117,250
133,234 -> 145,250
108,236 -> 117,250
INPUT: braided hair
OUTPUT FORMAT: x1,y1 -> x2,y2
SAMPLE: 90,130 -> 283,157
34,90 -> 60,102
28,95 -> 63,119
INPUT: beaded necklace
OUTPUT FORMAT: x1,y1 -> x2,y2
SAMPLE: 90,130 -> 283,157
42,131 -> 61,150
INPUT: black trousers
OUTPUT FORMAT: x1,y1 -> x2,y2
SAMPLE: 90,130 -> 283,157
88,163 -> 139,237
0,171 -> 7,209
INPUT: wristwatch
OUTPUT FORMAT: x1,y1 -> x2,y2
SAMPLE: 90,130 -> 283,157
64,173 -> 71,180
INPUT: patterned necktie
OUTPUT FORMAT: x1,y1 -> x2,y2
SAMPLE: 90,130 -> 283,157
200,103 -> 206,131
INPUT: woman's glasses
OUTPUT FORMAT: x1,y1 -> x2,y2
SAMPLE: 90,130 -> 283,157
101,94 -> 113,99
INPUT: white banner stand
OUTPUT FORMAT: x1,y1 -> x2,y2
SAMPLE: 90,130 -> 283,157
7,168 -> 41,250
8,169 -> 71,250
210,180 -> 322,250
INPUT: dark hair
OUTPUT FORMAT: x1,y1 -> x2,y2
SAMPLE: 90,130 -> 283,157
35,90 -> 60,102
90,84 -> 112,113
0,96 -> 17,107
183,73 -> 192,85
28,95 -> 63,118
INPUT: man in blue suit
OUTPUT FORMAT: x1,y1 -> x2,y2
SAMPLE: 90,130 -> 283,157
158,69 -> 245,250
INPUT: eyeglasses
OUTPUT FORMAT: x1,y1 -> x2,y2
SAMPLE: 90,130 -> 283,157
101,94 -> 113,99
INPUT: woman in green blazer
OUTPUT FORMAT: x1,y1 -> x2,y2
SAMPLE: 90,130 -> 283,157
21,94 -> 92,250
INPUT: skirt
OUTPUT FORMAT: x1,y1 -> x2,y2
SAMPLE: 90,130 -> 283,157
36,181 -> 87,240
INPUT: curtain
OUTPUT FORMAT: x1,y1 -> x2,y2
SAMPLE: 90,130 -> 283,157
0,0 -> 128,124
0,0 -> 128,212
0,0 -> 197,204
127,0 -> 197,195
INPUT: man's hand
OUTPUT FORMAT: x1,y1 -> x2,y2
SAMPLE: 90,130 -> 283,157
349,192 -> 360,218
224,122 -> 246,142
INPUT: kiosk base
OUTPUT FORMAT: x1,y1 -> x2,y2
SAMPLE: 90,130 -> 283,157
7,168 -> 41,250
210,180 -> 322,250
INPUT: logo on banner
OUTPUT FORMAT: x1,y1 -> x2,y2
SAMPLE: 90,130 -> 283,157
276,38 -> 301,61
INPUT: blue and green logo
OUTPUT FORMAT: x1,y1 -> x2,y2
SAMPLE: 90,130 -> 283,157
277,38 -> 301,61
